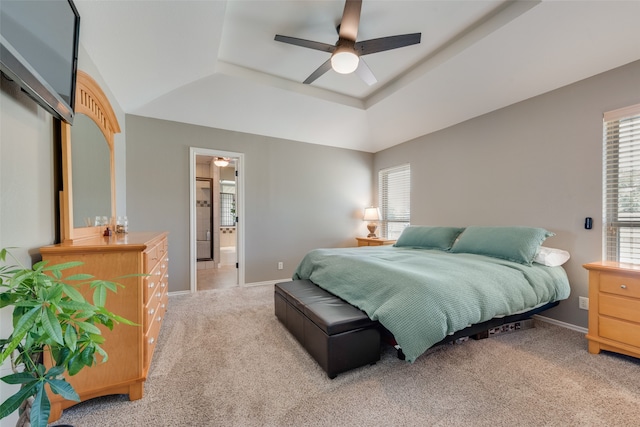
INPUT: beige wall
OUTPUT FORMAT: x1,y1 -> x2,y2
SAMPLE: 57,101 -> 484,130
374,59 -> 640,329
125,116 -> 374,290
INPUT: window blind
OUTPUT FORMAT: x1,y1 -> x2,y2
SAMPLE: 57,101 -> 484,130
379,164 -> 410,239
604,103 -> 640,263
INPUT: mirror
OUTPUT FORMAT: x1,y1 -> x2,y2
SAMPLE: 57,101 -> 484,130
71,114 -> 111,228
60,70 -> 120,242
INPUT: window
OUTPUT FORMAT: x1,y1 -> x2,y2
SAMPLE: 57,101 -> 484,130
379,164 -> 410,239
220,193 -> 235,226
604,103 -> 640,263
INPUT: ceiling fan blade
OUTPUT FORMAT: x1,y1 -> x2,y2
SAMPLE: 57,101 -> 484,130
274,35 -> 336,53
303,58 -> 333,84
338,0 -> 362,41
355,58 -> 377,86
355,33 -> 421,56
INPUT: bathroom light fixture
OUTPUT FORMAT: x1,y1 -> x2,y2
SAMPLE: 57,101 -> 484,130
363,207 -> 381,238
214,157 -> 229,167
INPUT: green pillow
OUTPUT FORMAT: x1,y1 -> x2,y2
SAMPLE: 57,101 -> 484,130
394,226 -> 465,250
450,226 -> 554,265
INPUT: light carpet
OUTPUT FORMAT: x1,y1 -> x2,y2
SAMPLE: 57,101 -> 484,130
52,284 -> 640,426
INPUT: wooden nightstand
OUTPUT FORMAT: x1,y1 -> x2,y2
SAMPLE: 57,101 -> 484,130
356,237 -> 396,247
583,261 -> 640,360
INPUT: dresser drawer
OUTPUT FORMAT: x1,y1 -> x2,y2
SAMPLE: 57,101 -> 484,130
145,317 -> 162,369
144,265 -> 163,302
144,284 -> 168,334
599,316 -> 640,348
144,238 -> 167,272
600,272 -> 640,298
599,293 -> 640,323
144,245 -> 160,270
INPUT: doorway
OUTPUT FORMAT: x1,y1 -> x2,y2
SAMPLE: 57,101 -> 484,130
189,147 -> 245,292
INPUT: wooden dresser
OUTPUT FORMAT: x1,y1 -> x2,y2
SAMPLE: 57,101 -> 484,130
583,261 -> 640,360
40,231 -> 169,421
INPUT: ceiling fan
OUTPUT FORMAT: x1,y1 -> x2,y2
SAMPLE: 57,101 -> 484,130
274,0 -> 421,86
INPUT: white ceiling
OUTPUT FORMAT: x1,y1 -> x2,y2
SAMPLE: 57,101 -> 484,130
74,0 -> 640,153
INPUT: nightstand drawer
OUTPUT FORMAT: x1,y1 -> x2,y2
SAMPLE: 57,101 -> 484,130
599,293 -> 640,323
599,316 -> 640,348
600,272 -> 640,298
356,237 -> 396,247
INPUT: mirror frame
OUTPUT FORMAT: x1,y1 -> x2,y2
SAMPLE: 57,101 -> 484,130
60,70 -> 120,242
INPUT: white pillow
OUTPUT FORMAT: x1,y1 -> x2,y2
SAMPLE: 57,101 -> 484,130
533,246 -> 570,267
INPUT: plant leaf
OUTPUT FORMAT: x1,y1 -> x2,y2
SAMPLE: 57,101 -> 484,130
60,284 -> 86,303
42,260 -> 83,272
0,379 -> 38,420
42,306 -> 64,345
58,299 -> 94,312
47,378 -> 80,401
64,325 -> 78,351
30,381 -> 51,427
0,329 -> 26,366
93,285 -> 107,307
0,372 -> 35,385
45,365 -> 66,379
75,321 -> 101,335
12,306 -> 40,338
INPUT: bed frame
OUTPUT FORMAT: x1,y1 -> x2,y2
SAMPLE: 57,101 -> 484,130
384,301 -> 560,360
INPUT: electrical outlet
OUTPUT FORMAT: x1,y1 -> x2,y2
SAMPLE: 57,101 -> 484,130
579,296 -> 589,310
277,262 -> 283,270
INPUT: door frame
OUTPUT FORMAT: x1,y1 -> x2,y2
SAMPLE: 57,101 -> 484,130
189,147 -> 245,291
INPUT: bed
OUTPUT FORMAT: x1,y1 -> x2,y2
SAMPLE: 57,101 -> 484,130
292,226 -> 571,362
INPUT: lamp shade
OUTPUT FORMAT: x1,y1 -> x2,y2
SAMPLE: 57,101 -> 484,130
363,207 -> 381,221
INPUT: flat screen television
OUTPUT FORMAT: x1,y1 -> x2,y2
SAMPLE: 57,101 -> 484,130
0,0 -> 80,124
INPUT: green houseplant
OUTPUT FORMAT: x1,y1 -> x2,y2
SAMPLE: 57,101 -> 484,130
0,248 -> 134,427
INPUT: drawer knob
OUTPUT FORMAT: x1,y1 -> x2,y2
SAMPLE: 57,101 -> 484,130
148,337 -> 155,345
157,316 -> 162,322
148,308 -> 155,315
149,282 -> 155,288
621,284 -> 627,289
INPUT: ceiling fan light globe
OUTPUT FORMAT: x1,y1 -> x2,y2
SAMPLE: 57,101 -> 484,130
331,51 -> 359,74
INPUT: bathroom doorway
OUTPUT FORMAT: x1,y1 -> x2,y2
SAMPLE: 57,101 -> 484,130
189,147 -> 245,292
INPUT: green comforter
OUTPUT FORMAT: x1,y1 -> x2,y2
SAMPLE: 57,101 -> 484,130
292,246 -> 571,362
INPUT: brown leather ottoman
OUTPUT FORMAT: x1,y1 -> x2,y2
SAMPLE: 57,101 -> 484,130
275,280 -> 381,378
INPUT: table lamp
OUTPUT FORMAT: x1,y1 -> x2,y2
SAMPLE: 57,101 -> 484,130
363,207 -> 381,238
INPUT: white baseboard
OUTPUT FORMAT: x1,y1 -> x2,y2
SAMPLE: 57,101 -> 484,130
169,279 -> 288,296
244,279 -> 290,287
533,314 -> 588,334
168,290 -> 191,297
